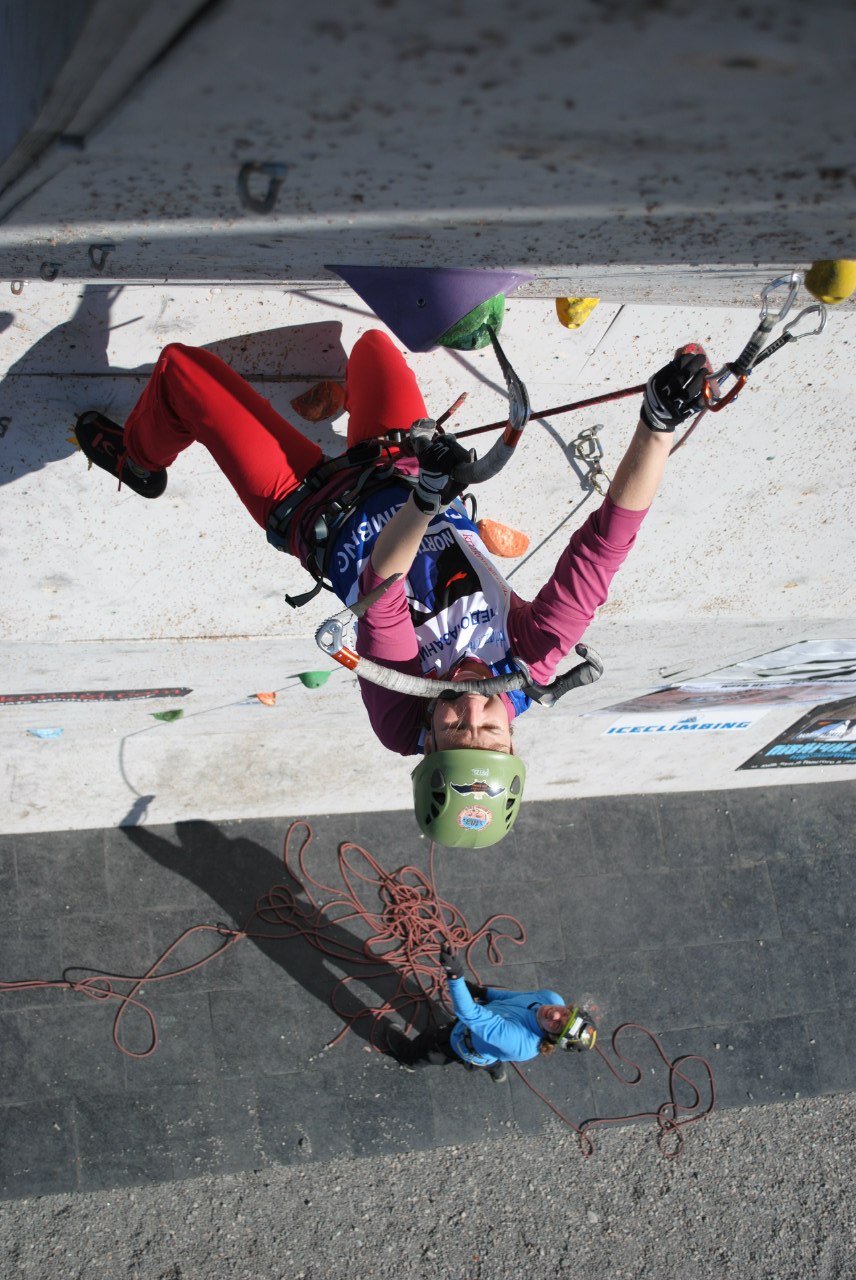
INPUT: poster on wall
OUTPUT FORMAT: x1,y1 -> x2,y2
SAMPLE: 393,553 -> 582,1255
599,638 -> 856,716
738,695 -> 856,770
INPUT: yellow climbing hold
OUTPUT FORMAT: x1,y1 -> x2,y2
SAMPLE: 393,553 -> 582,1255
804,260 -> 856,305
556,297 -> 599,329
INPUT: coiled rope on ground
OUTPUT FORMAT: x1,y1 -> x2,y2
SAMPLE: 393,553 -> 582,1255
1,819 -> 714,1157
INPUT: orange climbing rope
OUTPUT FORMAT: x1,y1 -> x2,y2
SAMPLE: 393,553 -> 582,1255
1,820 -> 715,1158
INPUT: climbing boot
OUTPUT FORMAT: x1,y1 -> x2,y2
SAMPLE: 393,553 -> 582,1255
385,1026 -> 417,1071
74,411 -> 167,499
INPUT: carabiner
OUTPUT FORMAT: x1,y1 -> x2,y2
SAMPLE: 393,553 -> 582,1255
702,374 -> 746,412
759,271 -> 801,328
572,426 -> 611,494
315,573 -> 402,668
782,302 -> 827,341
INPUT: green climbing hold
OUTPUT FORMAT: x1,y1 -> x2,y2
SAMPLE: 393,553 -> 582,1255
151,709 -> 184,722
298,671 -> 332,689
437,293 -> 505,350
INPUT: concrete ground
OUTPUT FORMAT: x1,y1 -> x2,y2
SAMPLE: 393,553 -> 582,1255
1,781 -> 855,1277
1,780 -> 853,1201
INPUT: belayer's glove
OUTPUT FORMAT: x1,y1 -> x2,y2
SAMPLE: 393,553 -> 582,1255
465,979 -> 489,1003
439,945 -> 465,980
411,421 -> 476,516
641,350 -> 709,432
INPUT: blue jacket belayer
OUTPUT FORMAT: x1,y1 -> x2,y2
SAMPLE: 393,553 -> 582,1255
447,978 -> 565,1066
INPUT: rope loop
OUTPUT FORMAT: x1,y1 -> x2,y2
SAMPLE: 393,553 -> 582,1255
1,820 -> 714,1156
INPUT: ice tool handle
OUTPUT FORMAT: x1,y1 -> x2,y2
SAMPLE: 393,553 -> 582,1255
447,325 -> 531,485
315,576 -> 604,707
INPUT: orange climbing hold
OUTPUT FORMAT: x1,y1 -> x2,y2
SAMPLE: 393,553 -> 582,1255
477,519 -> 530,558
255,692 -> 277,705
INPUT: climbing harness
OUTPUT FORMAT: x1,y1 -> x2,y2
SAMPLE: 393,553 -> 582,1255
267,437 -> 403,607
271,325 -> 530,608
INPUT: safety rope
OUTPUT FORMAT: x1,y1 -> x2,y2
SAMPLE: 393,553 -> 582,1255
445,379 -> 722,460
446,271 -> 826,460
512,1023 -> 716,1160
452,383 -> 646,440
1,820 -> 714,1158
240,821 -> 526,1050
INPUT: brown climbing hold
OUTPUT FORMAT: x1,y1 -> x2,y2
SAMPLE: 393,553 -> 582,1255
290,381 -> 346,422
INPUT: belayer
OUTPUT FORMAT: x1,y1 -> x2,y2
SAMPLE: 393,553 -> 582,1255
386,946 -> 596,1081
75,329 -> 708,847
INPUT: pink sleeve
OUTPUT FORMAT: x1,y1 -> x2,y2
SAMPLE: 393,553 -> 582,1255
353,561 -> 425,756
508,495 -> 648,684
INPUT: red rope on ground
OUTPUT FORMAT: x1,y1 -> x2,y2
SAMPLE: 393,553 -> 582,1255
1,924 -> 242,1058
0,821 -> 525,1058
238,821 -> 526,1049
1,820 -> 715,1157
513,1022 -> 716,1159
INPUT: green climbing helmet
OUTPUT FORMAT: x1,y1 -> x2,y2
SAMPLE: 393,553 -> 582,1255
411,748 -> 526,848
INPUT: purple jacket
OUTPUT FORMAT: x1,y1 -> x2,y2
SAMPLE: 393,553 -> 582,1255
353,494 -> 647,755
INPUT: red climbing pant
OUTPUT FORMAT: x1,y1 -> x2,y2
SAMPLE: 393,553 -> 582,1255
123,329 -> 428,529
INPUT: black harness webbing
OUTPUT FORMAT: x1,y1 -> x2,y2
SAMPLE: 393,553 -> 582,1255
265,438 -> 411,608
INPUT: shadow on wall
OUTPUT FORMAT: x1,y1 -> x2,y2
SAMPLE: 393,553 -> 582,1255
120,817 -> 407,1051
0,286 -> 348,486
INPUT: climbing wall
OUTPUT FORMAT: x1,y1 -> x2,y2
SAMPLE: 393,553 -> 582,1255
2,0 -> 854,832
1,279 -> 854,833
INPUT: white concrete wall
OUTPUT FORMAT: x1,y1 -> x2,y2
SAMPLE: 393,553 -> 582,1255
1,0 -> 854,832
1,0 -> 854,303
2,283 -> 854,832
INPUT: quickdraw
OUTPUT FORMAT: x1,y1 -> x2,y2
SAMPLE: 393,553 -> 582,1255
451,269 -> 828,437
702,270 -> 827,412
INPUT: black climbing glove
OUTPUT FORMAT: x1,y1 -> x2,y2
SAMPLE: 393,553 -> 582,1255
410,420 -> 475,515
465,979 -> 489,1003
641,350 -> 709,432
439,945 -> 465,980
